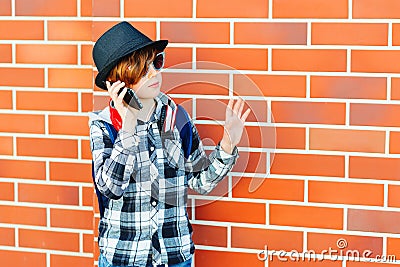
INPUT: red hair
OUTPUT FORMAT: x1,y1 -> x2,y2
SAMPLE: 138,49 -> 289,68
107,46 -> 157,88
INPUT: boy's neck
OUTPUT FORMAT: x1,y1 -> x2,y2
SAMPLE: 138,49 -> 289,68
137,98 -> 156,122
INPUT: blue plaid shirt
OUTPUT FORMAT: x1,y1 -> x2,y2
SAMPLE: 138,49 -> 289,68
89,93 -> 238,266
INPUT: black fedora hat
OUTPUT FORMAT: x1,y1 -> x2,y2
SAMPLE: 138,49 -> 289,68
93,21 -> 168,90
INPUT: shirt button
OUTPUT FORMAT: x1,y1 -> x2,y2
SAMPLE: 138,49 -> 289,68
150,146 -> 154,151
151,201 -> 157,207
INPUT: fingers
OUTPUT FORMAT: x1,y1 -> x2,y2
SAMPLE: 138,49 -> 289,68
107,80 -> 126,100
241,108 -> 251,122
233,98 -> 241,114
228,97 -> 251,122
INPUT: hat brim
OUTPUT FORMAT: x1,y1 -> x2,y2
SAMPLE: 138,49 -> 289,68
95,39 -> 168,90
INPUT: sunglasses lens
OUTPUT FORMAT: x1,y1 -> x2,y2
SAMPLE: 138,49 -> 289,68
153,53 -> 164,70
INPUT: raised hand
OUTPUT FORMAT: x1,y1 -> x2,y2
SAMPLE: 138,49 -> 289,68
220,98 -> 251,154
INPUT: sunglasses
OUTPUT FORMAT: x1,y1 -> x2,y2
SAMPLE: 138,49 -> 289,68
143,52 -> 165,77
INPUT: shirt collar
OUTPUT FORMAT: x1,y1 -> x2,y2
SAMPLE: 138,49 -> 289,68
145,92 -> 177,123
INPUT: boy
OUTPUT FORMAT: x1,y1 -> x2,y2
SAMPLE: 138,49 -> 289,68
90,21 -> 250,267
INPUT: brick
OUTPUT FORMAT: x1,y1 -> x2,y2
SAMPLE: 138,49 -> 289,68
347,263 -> 398,267
0,182 -> 14,201
350,157 -> 400,181
272,101 -> 346,125
311,76 -> 387,100
0,250 -> 46,267
234,74 -> 307,98
161,22 -> 230,44
0,205 -> 46,226
15,0 -> 77,16
235,22 -> 307,45
387,238 -> 400,259
390,132 -> 400,154
0,44 -> 12,63
0,114 -> 44,134
348,209 -> 400,234
48,68 -> 93,89
353,0 -> 400,19
16,44 -> 77,64
161,73 -> 229,95
232,151 -> 267,174
50,209 -> 93,230
50,255 -> 93,267
93,0 -> 120,17
0,159 -> 45,180
388,185 -> 400,208
352,50 -> 400,73
164,47 -> 192,69
80,0 -> 92,16
231,227 -> 303,251
392,78 -> 400,100
83,233 -> 94,253
195,250 -> 263,267
394,24 -> 400,46
271,153 -> 345,177
270,262 -> 341,267
308,233 -> 383,257
238,126 -> 276,148
94,238 -> 100,260
312,23 -> 388,46
126,0 -> 192,17
276,127 -> 306,149
81,140 -> 92,160
94,95 -> 109,110
81,92 -> 93,112
196,124 -> 223,147
82,186 -> 94,206
93,21 -> 156,41
272,49 -> 347,72
0,227 -> 14,246
173,98 -> 193,117
232,177 -> 304,201
309,181 -> 384,206
19,184 -> 79,205
309,128 -> 386,153
350,104 -> 400,127
0,90 -> 12,109
270,204 -> 343,229
273,0 -> 348,18
197,48 -> 268,70
0,20 -> 44,40
195,200 -> 266,224
192,224 -> 227,247
81,45 -> 93,65
0,136 -> 13,155
19,229 -> 79,251
0,0 -> 11,15
197,99 -> 268,123
17,138 -> 78,158
50,162 -> 92,183
17,91 -> 78,112
0,68 -> 44,87
49,115 -> 89,136
48,21 -> 92,41
198,0 -> 267,18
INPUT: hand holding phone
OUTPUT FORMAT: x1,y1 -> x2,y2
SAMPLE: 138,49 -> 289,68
118,87 -> 143,110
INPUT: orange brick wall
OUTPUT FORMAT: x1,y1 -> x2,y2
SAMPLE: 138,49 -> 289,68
1,0 -> 400,267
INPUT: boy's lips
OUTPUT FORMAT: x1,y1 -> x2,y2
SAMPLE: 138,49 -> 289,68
149,81 -> 159,88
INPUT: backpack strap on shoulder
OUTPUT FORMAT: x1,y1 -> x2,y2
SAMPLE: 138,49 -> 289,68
92,121 -> 117,219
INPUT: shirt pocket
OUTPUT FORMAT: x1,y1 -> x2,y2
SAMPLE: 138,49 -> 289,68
161,129 -> 184,169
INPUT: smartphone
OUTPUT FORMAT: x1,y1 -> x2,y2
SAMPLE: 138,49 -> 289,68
118,87 -> 143,110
